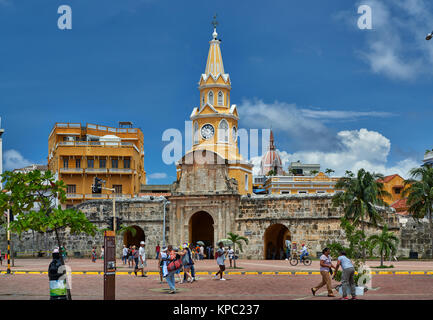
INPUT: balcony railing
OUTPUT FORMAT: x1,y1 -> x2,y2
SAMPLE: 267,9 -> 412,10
86,123 -> 137,134
109,168 -> 132,174
85,194 -> 109,199
424,151 -> 433,161
56,141 -> 139,153
85,168 -> 108,174
60,168 -> 84,174
66,193 -> 83,199
108,194 -> 132,199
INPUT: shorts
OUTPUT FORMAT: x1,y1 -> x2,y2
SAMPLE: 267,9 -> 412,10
218,264 -> 226,272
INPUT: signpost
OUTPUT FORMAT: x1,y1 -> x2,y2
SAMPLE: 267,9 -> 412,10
103,230 -> 116,300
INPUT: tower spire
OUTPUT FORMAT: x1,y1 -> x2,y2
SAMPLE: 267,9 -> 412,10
204,14 -> 225,76
269,130 -> 275,150
211,14 -> 218,40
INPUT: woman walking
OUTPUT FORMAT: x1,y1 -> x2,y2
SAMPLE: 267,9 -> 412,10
160,245 -> 177,294
214,242 -> 228,281
228,246 -> 234,268
311,248 -> 336,297
127,246 -> 133,268
179,242 -> 193,283
334,251 -> 357,300
91,246 -> 97,263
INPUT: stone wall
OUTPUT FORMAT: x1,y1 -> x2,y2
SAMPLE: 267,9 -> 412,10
399,217 -> 432,258
236,194 -> 401,259
0,196 -> 168,259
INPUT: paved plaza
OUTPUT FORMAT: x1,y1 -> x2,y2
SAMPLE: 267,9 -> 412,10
0,258 -> 432,300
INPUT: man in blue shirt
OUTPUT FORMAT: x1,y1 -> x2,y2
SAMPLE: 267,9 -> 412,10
334,251 -> 356,300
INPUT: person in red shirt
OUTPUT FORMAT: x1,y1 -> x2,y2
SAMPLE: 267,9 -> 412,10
156,244 -> 161,259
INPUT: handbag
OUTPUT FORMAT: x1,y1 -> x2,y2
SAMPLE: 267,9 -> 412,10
167,258 -> 182,272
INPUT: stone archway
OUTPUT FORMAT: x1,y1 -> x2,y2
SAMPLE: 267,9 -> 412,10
123,225 -> 146,248
189,211 -> 214,255
263,224 -> 291,260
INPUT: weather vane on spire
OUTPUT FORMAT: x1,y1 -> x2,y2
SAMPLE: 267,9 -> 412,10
211,14 -> 218,29
211,14 -> 219,40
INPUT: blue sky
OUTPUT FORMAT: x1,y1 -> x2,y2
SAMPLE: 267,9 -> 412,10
1,0 -> 432,183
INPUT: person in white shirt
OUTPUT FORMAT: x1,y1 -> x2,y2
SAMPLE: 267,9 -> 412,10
285,239 -> 291,260
227,246 -> 235,268
300,244 -> 309,262
122,245 -> 128,265
135,241 -> 147,277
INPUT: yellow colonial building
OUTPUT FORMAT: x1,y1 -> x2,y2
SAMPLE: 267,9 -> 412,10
48,122 -> 146,207
176,26 -> 253,195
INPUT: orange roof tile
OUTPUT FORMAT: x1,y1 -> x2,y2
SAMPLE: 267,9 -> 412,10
391,198 -> 408,210
378,174 -> 399,183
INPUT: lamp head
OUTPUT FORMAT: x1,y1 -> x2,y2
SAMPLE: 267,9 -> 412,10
426,32 -> 433,40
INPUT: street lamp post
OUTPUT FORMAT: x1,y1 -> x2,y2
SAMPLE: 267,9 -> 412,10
162,198 -> 170,247
6,208 -> 11,274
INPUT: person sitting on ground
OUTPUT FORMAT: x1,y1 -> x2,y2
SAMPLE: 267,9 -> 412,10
333,251 -> 357,300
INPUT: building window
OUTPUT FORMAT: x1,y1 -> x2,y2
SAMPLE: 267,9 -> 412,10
208,91 -> 214,105
193,121 -> 199,144
124,158 -> 130,169
218,119 -> 229,143
63,158 -> 69,168
394,187 -> 402,194
75,158 -> 81,168
66,184 -> 76,194
99,159 -> 106,168
112,159 -> 118,169
201,94 -> 205,107
317,190 -> 326,194
298,190 -> 308,194
245,174 -> 249,191
217,91 -> 224,105
87,159 -> 94,168
113,184 -> 122,194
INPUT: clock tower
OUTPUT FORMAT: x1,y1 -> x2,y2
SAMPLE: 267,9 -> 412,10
176,21 -> 253,195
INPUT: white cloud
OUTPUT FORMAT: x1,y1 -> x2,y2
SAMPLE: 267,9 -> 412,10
3,149 -> 34,171
251,128 -> 419,179
350,0 -> 433,80
148,172 -> 168,180
238,99 -> 394,151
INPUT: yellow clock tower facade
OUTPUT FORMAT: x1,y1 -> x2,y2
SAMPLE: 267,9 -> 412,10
176,25 -> 253,195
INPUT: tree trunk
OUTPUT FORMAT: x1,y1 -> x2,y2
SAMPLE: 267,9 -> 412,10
54,228 -> 72,300
233,244 -> 237,269
429,207 -> 433,260
380,250 -> 383,267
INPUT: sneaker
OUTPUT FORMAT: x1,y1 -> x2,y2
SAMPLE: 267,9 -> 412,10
327,294 -> 336,297
214,275 -> 219,280
285,258 -> 288,261
311,288 -> 316,296
351,296 -> 357,300
169,290 -> 175,294
220,278 -> 226,281
340,297 -> 349,300
141,274 -> 147,277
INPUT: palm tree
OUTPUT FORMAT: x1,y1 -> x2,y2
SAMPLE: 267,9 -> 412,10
310,170 -> 319,176
368,225 -> 399,267
325,168 -> 335,176
226,232 -> 249,268
333,169 -> 390,260
403,165 -> 433,258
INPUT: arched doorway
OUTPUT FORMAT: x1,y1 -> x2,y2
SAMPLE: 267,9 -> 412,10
189,211 -> 214,257
123,226 -> 146,248
263,224 -> 290,260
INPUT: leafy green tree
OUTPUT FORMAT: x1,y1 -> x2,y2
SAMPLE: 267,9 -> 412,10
325,168 -> 335,176
310,170 -> 319,176
367,225 -> 399,267
267,169 -> 276,176
0,170 -> 97,300
332,169 -> 390,260
403,165 -> 433,258
226,232 -> 249,268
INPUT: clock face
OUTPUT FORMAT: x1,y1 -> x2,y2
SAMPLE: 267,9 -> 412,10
232,126 -> 237,142
201,124 -> 215,140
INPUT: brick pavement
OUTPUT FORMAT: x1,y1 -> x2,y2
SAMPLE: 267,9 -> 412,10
1,258 -> 433,273
0,273 -> 432,300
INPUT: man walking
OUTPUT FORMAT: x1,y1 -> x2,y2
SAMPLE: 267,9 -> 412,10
155,244 -> 161,260
334,251 -> 357,300
285,239 -> 291,260
214,242 -> 228,281
122,245 -> 128,265
135,241 -> 147,277
311,248 -> 336,297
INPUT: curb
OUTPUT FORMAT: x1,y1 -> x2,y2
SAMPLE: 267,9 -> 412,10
1,271 -> 432,276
